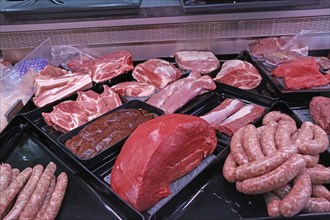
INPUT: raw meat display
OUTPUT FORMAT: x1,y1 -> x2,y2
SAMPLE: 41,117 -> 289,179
201,98 -> 244,130
91,50 -> 134,83
272,57 -> 320,78
271,58 -> 329,90
249,37 -> 288,57
217,104 -> 265,136
0,162 -> 68,220
38,65 -> 69,77
214,60 -> 262,90
309,96 -> 330,134
33,74 -> 93,108
110,114 -> 217,212
132,58 -> 182,89
223,111 -> 330,217
42,85 -> 121,133
64,109 -> 157,159
111,81 -> 158,101
147,73 -> 216,114
174,51 -> 220,74
67,59 -> 93,75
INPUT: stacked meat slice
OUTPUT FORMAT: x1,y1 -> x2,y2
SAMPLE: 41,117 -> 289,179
42,85 -> 122,133
33,65 -> 93,108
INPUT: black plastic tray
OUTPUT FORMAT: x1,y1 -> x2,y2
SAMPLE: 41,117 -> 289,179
92,139 -> 228,220
246,50 -> 330,107
0,115 -> 143,220
1,0 -> 141,20
24,100 -> 162,169
180,0 -> 320,14
165,101 -> 330,220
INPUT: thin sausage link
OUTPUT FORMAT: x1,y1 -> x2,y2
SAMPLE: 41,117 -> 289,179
312,185 -> 330,201
242,124 -> 265,161
230,127 -> 249,165
223,153 -> 237,183
303,197 -> 330,213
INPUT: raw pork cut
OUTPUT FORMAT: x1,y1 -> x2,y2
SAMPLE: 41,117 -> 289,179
100,85 -> 122,110
309,96 -> 330,134
272,57 -> 320,77
38,65 -> 69,77
76,90 -> 109,121
42,101 -> 88,133
201,99 -> 244,130
111,81 -> 157,101
67,59 -> 93,75
147,75 -> 216,114
65,109 -> 157,159
91,50 -> 134,83
132,59 -> 182,89
110,114 -> 217,212
174,51 -> 220,74
33,74 -> 93,108
214,60 -> 262,90
249,37 -> 287,57
217,104 -> 265,136
42,85 -> 121,133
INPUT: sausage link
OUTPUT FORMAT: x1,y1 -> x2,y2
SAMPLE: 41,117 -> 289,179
3,165 -> 44,220
236,154 -> 305,195
35,176 -> 56,219
256,126 -> 267,141
41,172 -> 68,220
0,167 -> 32,218
280,172 -> 312,217
11,168 -> 20,182
230,127 -> 249,165
295,122 -> 313,145
275,123 -> 297,150
298,125 -> 329,155
19,162 -> 57,220
303,197 -> 330,213
302,154 -> 319,168
223,153 -> 237,183
0,164 -> 12,194
264,192 -> 281,217
306,166 -> 330,185
262,111 -> 296,127
312,185 -> 330,201
274,184 -> 292,199
235,147 -> 297,181
260,126 -> 278,156
242,124 -> 265,161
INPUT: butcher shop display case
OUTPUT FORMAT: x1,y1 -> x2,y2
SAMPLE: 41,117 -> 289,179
0,0 -> 330,219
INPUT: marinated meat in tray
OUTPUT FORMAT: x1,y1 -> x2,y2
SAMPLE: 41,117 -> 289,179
222,110 -> 330,217
0,162 -> 68,220
42,85 -> 122,133
174,51 -> 220,74
147,72 -> 216,114
214,60 -> 262,90
309,96 -> 330,134
110,114 -> 217,212
64,108 -> 158,159
132,58 -> 182,89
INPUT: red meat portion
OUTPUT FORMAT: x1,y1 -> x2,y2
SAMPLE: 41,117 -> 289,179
42,101 -> 88,133
309,96 -> 330,134
283,67 -> 328,90
67,59 -> 93,75
214,60 -> 262,90
110,114 -> 217,212
38,65 -> 69,77
91,50 -> 134,83
76,90 -> 109,121
217,104 -> 265,136
147,75 -> 216,114
111,81 -> 157,100
272,57 -> 320,77
174,51 -> 220,74
201,99 -> 244,130
132,59 -> 182,89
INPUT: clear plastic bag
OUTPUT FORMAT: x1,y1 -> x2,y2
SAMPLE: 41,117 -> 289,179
248,30 -> 314,66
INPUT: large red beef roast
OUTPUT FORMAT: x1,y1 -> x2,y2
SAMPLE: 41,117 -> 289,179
110,114 -> 217,212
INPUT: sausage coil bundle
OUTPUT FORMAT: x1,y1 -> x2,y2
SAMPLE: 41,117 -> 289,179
0,162 -> 68,220
223,111 -> 330,217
